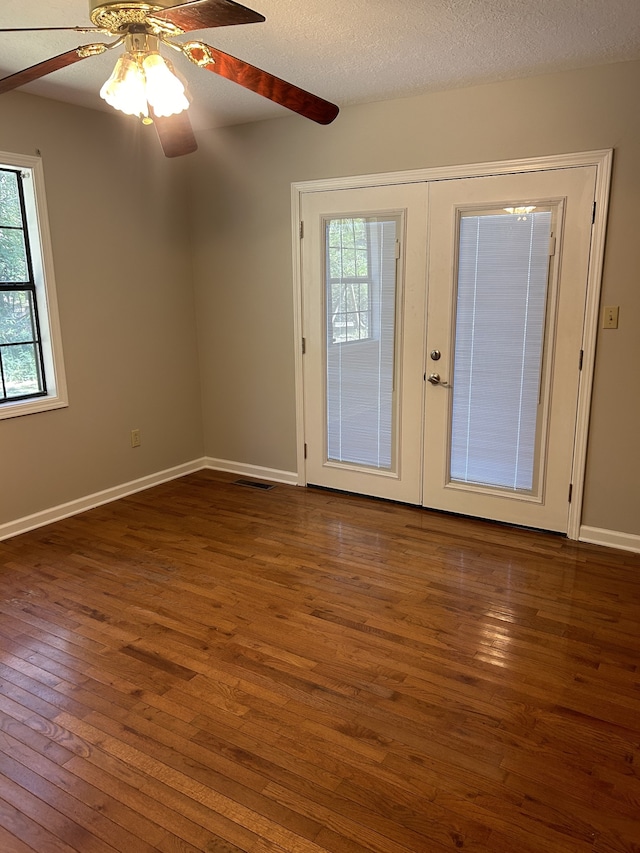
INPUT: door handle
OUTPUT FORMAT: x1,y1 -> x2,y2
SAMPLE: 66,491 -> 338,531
427,373 -> 450,387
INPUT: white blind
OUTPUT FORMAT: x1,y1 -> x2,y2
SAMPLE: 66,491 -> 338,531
325,216 -> 399,469
450,209 -> 552,491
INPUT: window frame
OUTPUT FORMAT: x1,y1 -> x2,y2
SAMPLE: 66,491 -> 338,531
0,151 -> 68,420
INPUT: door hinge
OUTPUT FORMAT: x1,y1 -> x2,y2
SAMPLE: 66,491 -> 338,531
568,483 -> 573,503
578,349 -> 584,370
302,337 -> 306,355
592,201 -> 596,224
299,221 -> 304,239
304,443 -> 307,459
549,234 -> 556,257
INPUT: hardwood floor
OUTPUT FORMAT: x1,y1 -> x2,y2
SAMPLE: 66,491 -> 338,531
0,470 -> 638,853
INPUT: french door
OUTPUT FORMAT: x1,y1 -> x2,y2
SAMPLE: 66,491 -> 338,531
423,167 -> 596,531
299,163 -> 599,533
301,184 -> 427,503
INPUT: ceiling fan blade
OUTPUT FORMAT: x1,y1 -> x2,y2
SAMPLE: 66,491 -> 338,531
0,48 -> 93,95
0,27 -> 105,33
151,0 -> 265,31
152,110 -> 199,158
189,44 -> 339,124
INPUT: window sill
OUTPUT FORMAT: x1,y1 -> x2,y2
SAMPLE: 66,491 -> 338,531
0,394 -> 68,421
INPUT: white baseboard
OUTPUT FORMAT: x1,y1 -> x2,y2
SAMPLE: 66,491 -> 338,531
579,525 -> 640,554
6,460 -> 633,555
0,458 -> 206,542
0,457 -> 298,543
203,457 -> 298,485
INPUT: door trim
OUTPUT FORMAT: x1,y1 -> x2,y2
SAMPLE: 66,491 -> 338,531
291,149 -> 613,540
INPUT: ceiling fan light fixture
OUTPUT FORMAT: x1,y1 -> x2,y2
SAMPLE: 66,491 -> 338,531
100,52 -> 149,118
504,205 -> 537,220
99,30 -> 190,123
142,53 -> 189,117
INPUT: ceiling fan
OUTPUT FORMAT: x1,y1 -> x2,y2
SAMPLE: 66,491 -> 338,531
0,0 -> 340,157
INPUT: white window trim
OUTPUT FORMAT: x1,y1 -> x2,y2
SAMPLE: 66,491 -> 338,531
0,150 -> 68,420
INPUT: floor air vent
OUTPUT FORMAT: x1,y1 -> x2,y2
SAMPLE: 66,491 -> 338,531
233,479 -> 275,491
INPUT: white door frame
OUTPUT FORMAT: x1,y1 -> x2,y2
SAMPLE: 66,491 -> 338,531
291,149 -> 613,540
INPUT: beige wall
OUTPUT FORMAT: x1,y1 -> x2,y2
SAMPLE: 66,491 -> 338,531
188,59 -> 640,537
1,59 -> 638,538
0,93 -> 204,525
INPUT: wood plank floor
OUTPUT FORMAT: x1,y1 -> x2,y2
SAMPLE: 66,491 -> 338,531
0,470 -> 638,853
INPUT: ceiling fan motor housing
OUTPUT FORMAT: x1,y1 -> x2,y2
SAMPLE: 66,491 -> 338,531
89,1 -> 173,32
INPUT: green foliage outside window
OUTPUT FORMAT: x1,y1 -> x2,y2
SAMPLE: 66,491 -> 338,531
327,218 -> 372,343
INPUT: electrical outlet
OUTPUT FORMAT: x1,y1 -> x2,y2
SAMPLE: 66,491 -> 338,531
131,428 -> 141,448
603,305 -> 619,329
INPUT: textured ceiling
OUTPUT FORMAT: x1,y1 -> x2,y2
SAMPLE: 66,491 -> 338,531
1,0 -> 640,130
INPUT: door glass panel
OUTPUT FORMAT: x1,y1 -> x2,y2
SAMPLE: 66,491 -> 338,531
450,207 -> 552,491
325,215 -> 399,470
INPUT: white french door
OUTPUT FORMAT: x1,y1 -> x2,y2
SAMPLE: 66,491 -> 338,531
301,184 -> 428,503
423,167 -> 596,531
298,160 -> 602,533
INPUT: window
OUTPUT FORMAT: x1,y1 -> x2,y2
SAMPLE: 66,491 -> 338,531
324,214 -> 400,469
450,207 -> 553,491
326,218 -> 374,343
0,152 -> 67,419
